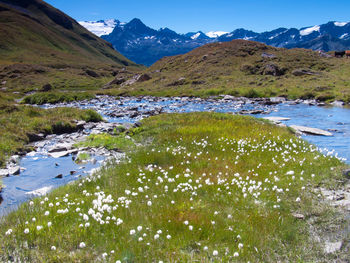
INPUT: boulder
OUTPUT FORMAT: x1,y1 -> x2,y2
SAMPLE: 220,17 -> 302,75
27,132 -> 45,142
85,69 -> 99,78
292,69 -> 319,76
330,100 -> 345,107
290,125 -> 333,136
262,63 -> 285,76
41,83 -> 52,92
292,213 -> 305,219
103,77 -> 127,88
0,169 -> 9,177
261,53 -> 276,59
49,151 -> 70,158
136,73 -> 152,82
324,241 -> 342,254
9,155 -> 20,164
121,74 -> 152,87
26,186 -> 53,197
8,166 -> 20,175
167,77 -> 186,86
342,169 -> 350,179
48,143 -> 72,153
55,174 -> 63,179
76,120 -> 86,130
263,117 -> 291,123
238,109 -> 267,115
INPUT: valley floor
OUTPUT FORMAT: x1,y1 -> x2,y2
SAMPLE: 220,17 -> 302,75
0,112 -> 349,262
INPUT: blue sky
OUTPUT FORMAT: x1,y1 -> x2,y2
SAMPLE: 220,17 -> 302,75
46,0 -> 350,33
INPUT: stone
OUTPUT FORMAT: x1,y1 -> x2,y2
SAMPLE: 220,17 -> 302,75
292,69 -> 319,76
76,120 -> 86,130
49,151 -> 70,158
103,77 -> 126,88
8,166 -> 20,175
289,125 -> 333,136
223,95 -> 236,100
342,169 -> 350,178
330,100 -> 345,107
121,74 -> 152,87
324,241 -> 342,254
55,174 -> 63,179
136,73 -> 152,82
262,63 -> 286,76
26,186 -> 52,197
27,132 -> 45,142
48,143 -> 72,153
263,117 -> 291,123
261,53 -> 277,59
0,169 -> 9,177
9,155 -> 20,164
41,83 -> 52,92
238,109 -> 266,115
85,69 -> 99,78
292,213 -> 305,219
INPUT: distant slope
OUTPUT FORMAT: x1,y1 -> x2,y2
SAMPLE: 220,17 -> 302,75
111,40 -> 350,102
0,0 -> 135,66
0,0 -> 142,96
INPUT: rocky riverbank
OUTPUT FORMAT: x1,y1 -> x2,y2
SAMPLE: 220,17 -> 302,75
0,120 -> 138,209
36,95 -> 348,124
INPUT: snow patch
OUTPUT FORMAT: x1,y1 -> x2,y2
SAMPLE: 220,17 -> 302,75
144,36 -> 156,40
340,33 -> 349,39
79,19 -> 119,36
206,31 -> 229,38
334,21 -> 348,27
191,32 -> 201,39
300,25 -> 320,36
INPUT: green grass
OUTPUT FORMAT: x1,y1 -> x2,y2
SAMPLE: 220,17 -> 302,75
75,152 -> 91,164
0,112 -> 347,262
21,91 -> 96,105
0,105 -> 102,167
75,133 -> 135,152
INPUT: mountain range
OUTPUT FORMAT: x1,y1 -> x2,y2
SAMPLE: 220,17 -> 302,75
79,18 -> 350,66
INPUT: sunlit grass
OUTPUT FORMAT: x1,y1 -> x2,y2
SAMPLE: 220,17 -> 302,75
75,133 -> 135,152
0,112 -> 346,262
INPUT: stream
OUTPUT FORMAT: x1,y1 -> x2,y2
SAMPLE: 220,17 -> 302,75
0,96 -> 349,216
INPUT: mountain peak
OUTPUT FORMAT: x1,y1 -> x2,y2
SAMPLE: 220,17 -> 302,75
128,18 -> 146,27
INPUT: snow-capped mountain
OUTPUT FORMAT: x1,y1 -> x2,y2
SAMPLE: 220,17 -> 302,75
80,18 -> 350,66
206,31 -> 229,38
100,18 -> 216,66
78,19 -> 123,36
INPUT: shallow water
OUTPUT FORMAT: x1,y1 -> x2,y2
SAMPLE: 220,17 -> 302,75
0,154 -> 104,216
1,96 -> 349,216
75,96 -> 349,161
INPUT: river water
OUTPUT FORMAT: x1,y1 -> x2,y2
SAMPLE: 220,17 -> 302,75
0,96 -> 349,216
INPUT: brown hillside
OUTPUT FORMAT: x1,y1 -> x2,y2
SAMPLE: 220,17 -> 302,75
109,40 -> 350,101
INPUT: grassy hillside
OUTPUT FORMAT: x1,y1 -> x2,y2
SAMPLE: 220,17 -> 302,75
0,0 -> 134,66
109,40 -> 350,102
0,113 -> 347,262
0,0 -> 141,98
